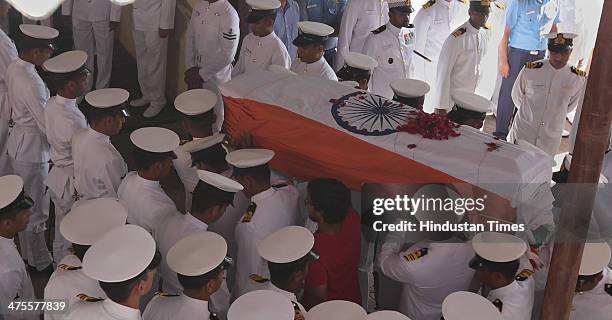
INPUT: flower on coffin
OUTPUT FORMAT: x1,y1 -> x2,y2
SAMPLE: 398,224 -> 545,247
396,110 -> 461,141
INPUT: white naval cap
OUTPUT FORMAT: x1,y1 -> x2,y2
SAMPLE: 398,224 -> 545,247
19,24 -> 59,39
85,88 -> 130,108
386,0 -> 413,11
516,139 -> 556,167
183,133 -> 226,154
60,198 -> 128,246
442,291 -> 501,320
412,184 -> 462,223
167,231 -> 227,276
391,79 -> 430,98
0,175 -> 31,211
110,0 -> 136,5
364,310 -> 412,320
174,89 -> 218,116
307,300 -> 367,320
452,91 -> 492,114
227,290 -> 295,320
563,154 -> 608,185
258,226 -> 315,263
197,170 -> 244,193
130,127 -> 180,153
268,64 -> 297,76
226,149 -> 275,168
42,50 -> 87,73
82,224 -> 156,282
579,242 -> 611,276
246,0 -> 281,10
343,52 -> 378,71
297,21 -> 334,37
471,232 -> 527,263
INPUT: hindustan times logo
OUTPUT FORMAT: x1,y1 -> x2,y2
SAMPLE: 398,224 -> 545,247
371,194 -> 487,216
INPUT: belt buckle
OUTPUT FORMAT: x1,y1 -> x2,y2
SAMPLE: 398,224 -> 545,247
529,50 -> 539,56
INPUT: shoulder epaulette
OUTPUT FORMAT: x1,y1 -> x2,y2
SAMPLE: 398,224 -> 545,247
571,66 -> 587,77
403,248 -> 428,262
515,269 -> 534,281
76,293 -> 104,302
292,301 -> 305,320
525,61 -> 544,69
484,23 -> 492,30
249,274 -> 270,283
372,25 -> 386,34
495,2 -> 506,10
154,291 -> 180,297
452,28 -> 466,38
58,264 -> 82,271
492,298 -> 503,312
423,0 -> 435,9
241,202 -> 257,223
605,283 -> 612,296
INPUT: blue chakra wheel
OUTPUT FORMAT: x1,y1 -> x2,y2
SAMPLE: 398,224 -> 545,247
331,91 -> 412,136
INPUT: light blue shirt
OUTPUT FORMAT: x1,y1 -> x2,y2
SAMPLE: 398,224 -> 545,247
274,0 -> 301,61
297,0 -> 346,50
505,0 -> 559,51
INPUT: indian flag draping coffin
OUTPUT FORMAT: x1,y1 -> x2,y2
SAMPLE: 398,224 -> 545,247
219,70 -> 552,203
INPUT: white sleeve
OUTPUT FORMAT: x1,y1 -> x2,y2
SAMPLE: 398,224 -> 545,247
433,36 -> 459,110
26,81 -> 49,135
377,237 -> 416,284
184,10 -> 197,70
110,2 -> 122,22
235,223 -> 263,295
412,8 -> 431,80
566,78 -> 586,114
199,11 -> 240,81
511,68 -> 527,110
159,0 -> 177,29
336,1 -> 358,70
103,157 -> 126,198
61,0 -> 73,15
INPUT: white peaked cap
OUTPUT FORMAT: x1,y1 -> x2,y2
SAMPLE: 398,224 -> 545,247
43,50 -> 87,73
60,198 -> 128,245
307,300 -> 367,320
197,170 -> 244,192
183,133 -> 226,153
130,127 -> 180,153
452,91 -> 492,113
391,79 -> 430,98
579,242 -> 611,275
343,52 -> 378,71
228,290 -> 295,320
167,231 -> 227,276
19,24 -> 58,39
258,226 -> 315,263
298,21 -> 334,37
85,88 -> 130,108
442,291 -> 502,320
0,175 -> 24,210
82,225 -> 156,282
174,89 -> 218,116
364,310 -> 412,320
472,232 -> 527,263
226,149 -> 275,168
247,0 -> 281,10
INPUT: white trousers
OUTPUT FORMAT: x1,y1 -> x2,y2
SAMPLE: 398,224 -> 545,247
47,171 -> 75,264
10,158 -> 52,270
0,92 -> 11,176
72,18 -> 115,90
132,29 -> 167,107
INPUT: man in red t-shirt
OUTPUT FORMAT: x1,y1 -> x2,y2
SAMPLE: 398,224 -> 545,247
303,178 -> 362,309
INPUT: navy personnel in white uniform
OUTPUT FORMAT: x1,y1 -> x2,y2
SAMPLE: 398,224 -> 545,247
507,33 -> 587,156
172,89 -> 218,210
0,175 -> 37,320
363,0 -> 416,99
441,291 -> 502,320
447,90 -> 492,129
129,0 -> 177,118
0,0 -> 18,176
249,226 -> 317,317
184,0 -> 239,132
144,232 -> 231,320
228,149 -> 300,297
44,198 -> 128,320
118,127 -> 181,234
61,0 -> 122,90
571,242 -> 612,320
233,0 -> 291,77
7,24 -> 58,272
42,50 -> 90,263
306,300 -> 367,320
470,232 -> 535,320
433,0 -> 491,114
390,78 -> 430,110
67,225 -> 161,320
336,52 -> 378,91
228,290 -> 295,320
73,88 -> 129,200
291,21 -> 337,80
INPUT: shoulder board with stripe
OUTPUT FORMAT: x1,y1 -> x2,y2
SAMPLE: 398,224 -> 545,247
423,0 -> 435,8
372,25 -> 386,34
249,274 -> 270,283
77,293 -> 104,302
484,23 -> 492,30
525,61 -> 544,69
492,298 -> 503,312
292,301 -> 305,320
495,2 -> 506,9
154,291 -> 180,297
452,28 -> 466,38
515,269 -> 534,281
605,283 -> 612,296
403,248 -> 428,262
223,29 -> 238,41
58,264 -> 82,271
241,202 -> 257,223
571,66 -> 587,77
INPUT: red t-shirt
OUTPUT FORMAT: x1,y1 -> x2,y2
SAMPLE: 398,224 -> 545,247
304,208 -> 362,305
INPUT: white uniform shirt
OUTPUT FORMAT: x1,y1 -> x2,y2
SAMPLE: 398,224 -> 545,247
143,294 -> 212,320
377,237 -> 475,320
44,254 -> 106,320
337,0 -> 389,69
6,58 -> 50,164
290,56 -> 338,81
233,186 -> 300,296
486,276 -> 535,320
233,31 -> 291,77
61,0 -> 122,22
44,96 -> 87,168
570,267 -> 612,320
433,21 -> 490,110
68,299 -> 141,320
363,22 -> 416,98
0,236 -> 36,320
131,0 -> 176,31
185,0 -> 240,87
508,60 -> 586,156
0,29 -> 17,173
72,128 -> 127,199
118,172 -> 180,235
172,142 -> 199,211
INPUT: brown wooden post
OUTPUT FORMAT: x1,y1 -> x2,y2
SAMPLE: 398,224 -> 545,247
540,1 -> 612,319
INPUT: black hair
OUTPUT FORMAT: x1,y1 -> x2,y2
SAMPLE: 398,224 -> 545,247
79,102 -> 126,124
183,110 -> 215,127
307,178 -> 350,224
0,191 -> 33,222
73,244 -> 90,261
470,255 -> 520,280
177,264 -> 224,290
132,148 -> 176,171
46,68 -> 89,92
232,164 -> 271,183
448,107 -> 486,125
268,256 -> 310,284
191,143 -> 227,169
394,95 -> 425,110
99,250 -> 162,302
16,33 -> 54,54
336,65 -> 371,82
191,180 -> 236,213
